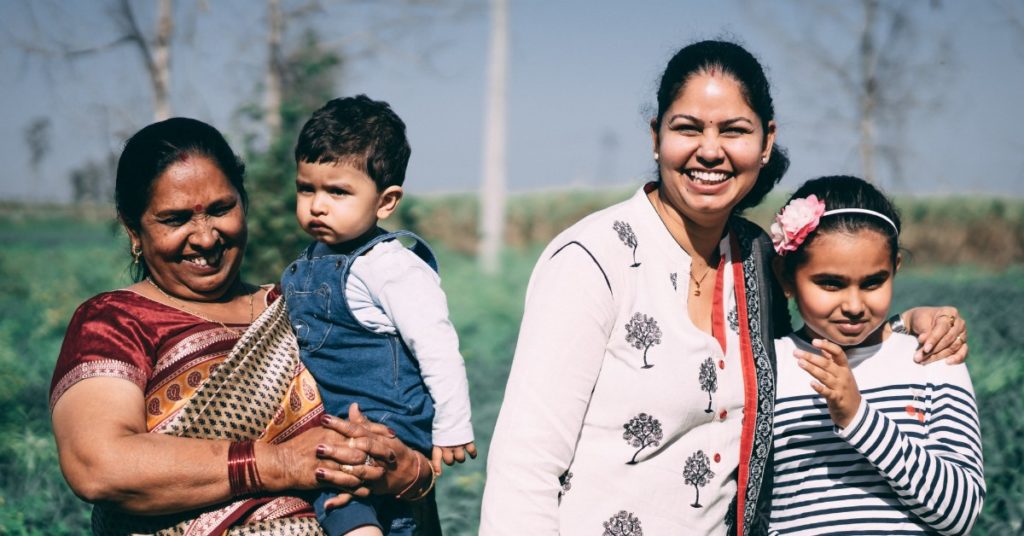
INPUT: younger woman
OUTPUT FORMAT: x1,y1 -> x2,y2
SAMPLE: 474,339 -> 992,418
768,176 -> 984,535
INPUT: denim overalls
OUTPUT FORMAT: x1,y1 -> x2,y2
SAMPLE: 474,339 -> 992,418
282,229 -> 439,535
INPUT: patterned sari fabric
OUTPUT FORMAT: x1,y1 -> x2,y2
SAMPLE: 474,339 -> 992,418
51,290 -> 326,535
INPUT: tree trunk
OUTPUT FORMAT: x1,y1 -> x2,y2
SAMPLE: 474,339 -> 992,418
628,445 -> 643,464
151,0 -> 173,120
691,485 -> 701,507
705,391 -> 713,413
858,0 -> 878,183
641,347 -> 653,368
264,0 -> 283,139
478,0 -> 508,274
119,0 -> 174,121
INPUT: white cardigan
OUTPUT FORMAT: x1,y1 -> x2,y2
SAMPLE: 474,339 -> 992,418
482,187 -> 753,535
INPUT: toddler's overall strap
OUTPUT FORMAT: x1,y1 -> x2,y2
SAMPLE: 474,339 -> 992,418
352,229 -> 439,274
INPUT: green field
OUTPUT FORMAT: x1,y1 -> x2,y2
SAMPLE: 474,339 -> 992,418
1,199 -> 1022,534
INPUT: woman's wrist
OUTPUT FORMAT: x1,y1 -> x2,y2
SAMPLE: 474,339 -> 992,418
250,441 -> 288,494
396,452 -> 435,501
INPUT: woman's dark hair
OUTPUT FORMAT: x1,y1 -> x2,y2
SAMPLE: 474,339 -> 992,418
653,40 -> 789,213
294,94 -> 411,191
115,117 -> 247,280
780,175 -> 902,278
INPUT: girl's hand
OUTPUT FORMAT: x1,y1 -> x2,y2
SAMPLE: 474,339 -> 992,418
795,339 -> 862,428
431,442 -> 478,474
903,307 -> 968,364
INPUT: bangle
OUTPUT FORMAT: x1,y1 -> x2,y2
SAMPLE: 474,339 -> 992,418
395,452 -> 423,500
406,466 -> 438,502
395,455 -> 436,502
228,440 -> 265,497
888,313 -> 909,335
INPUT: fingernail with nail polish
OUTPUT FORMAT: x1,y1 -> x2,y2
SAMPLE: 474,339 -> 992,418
386,427 -> 397,437
316,445 -> 326,456
321,415 -> 333,426
316,469 -> 326,480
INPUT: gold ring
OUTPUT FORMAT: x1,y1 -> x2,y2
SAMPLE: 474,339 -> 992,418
936,313 -> 956,326
955,334 -> 964,344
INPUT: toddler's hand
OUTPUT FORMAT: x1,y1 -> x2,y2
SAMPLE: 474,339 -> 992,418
431,442 -> 478,474
795,339 -> 862,429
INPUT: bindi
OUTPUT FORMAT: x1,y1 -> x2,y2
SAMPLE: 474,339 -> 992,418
194,204 -> 204,213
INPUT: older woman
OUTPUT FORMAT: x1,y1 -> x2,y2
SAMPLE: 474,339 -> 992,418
50,118 -> 438,534
480,40 -> 966,535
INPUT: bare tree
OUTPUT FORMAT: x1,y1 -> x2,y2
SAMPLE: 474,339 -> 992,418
9,0 -> 176,122
622,413 -> 664,464
997,0 -> 1024,56
746,0 -> 949,185
23,117 -> 52,177
478,0 -> 508,274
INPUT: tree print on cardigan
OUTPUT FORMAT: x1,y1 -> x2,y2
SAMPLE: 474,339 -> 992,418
625,312 -> 662,369
558,469 -> 573,498
683,450 -> 715,508
622,412 -> 663,464
670,272 -> 678,291
727,305 -> 739,334
613,220 -> 641,267
698,356 -> 718,413
603,510 -> 643,536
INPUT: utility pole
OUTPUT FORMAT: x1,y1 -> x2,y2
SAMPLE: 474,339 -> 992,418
478,0 -> 508,274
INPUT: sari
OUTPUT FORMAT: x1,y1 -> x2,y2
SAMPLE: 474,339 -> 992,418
51,289 -> 326,535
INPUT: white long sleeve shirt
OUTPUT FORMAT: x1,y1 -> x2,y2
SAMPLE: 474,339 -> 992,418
347,238 -> 473,446
481,187 -> 750,535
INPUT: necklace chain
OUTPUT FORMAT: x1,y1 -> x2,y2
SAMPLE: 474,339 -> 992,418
147,278 -> 255,335
689,263 -> 714,297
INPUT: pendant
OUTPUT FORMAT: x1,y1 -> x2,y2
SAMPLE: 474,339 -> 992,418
694,289 -> 701,297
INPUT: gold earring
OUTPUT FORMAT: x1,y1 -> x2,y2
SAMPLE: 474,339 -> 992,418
131,244 -> 143,265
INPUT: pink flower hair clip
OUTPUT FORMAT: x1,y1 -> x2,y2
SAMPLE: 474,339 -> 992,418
770,195 -> 826,255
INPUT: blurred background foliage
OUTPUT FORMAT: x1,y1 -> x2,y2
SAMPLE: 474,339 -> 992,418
2,3 -> 1023,533
1,191 -> 1022,534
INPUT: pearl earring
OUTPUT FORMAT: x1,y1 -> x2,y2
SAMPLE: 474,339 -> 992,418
654,152 -> 660,161
761,155 -> 769,165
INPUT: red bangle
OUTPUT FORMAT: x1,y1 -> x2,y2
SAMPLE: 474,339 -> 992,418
228,440 -> 264,497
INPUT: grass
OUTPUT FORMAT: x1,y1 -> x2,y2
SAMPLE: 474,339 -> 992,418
1,198 -> 1022,534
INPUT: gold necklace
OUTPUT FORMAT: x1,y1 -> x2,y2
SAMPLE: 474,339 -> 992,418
689,263 -> 714,297
147,278 -> 255,335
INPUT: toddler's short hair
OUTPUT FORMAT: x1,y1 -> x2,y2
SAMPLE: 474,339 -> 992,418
295,95 -> 411,191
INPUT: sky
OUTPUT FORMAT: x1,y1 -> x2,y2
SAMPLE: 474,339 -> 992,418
2,0 -> 1023,204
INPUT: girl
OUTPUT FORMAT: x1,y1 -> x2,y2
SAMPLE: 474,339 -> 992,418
768,176 -> 984,534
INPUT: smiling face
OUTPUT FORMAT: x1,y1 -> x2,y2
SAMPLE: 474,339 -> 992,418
785,229 -> 899,348
652,72 -> 775,226
294,161 -> 402,245
127,155 -> 246,301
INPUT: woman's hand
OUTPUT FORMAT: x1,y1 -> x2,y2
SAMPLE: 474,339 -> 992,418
795,339 -> 862,429
903,307 -> 968,364
290,403 -> 431,510
268,403 -> 395,504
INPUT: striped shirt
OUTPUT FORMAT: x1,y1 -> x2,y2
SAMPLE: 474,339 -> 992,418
770,333 -> 984,535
